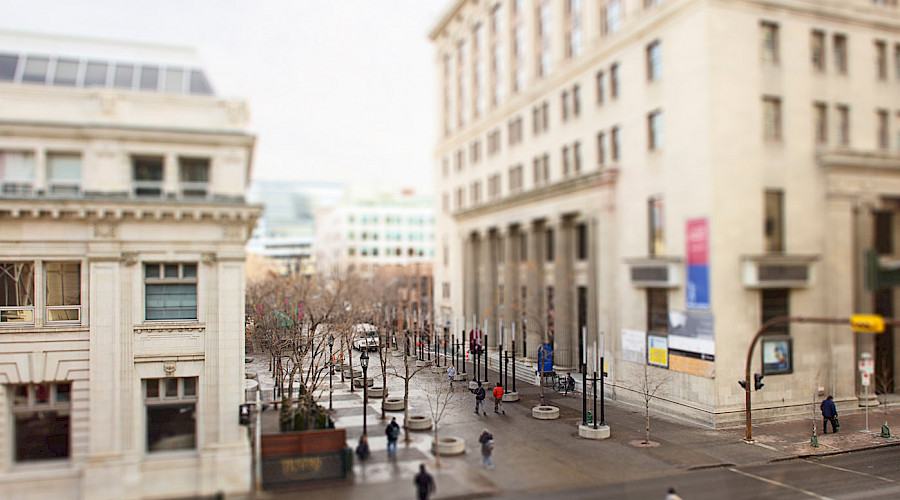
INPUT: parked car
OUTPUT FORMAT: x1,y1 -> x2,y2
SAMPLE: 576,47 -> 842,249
352,323 -> 380,351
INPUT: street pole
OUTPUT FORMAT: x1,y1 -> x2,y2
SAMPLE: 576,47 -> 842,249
512,339 -> 517,392
328,339 -> 334,411
582,362 -> 587,426
600,356 -> 606,426
484,334 -> 489,383
254,390 -> 262,492
592,370 -> 598,430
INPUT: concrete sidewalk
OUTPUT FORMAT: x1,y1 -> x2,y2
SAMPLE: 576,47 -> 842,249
240,352 -> 900,499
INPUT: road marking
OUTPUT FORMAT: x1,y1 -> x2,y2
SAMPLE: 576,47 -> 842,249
809,461 -> 896,483
728,468 -> 834,499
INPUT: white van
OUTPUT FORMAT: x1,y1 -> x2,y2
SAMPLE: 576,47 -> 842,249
352,323 -> 379,351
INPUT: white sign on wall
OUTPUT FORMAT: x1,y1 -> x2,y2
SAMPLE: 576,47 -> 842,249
622,329 -> 646,363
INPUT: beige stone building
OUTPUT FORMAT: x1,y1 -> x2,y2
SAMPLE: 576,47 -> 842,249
430,0 -> 900,426
0,31 -> 260,498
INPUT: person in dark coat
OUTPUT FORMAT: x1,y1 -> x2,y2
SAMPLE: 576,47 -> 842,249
413,463 -> 435,500
821,395 -> 838,433
385,417 -> 401,457
355,434 -> 370,462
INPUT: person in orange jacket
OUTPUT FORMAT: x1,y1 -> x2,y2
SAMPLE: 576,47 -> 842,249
492,382 -> 505,415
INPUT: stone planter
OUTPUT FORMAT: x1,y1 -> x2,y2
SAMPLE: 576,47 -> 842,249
343,368 -> 362,379
383,397 -> 406,411
432,436 -> 465,456
391,350 -> 404,357
368,386 -> 386,398
245,370 -> 257,380
406,355 -> 418,362
415,359 -> 430,367
452,373 -> 468,382
501,391 -> 519,402
578,424 -> 611,440
468,381 -> 480,390
532,405 -> 560,420
407,415 -> 433,431
431,366 -> 445,374
352,376 -> 374,388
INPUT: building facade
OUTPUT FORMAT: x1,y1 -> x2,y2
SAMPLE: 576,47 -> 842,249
246,180 -> 343,277
431,0 -> 900,426
316,186 -> 435,277
0,31 -> 260,498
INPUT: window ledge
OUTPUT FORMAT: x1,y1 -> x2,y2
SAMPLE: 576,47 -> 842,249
0,325 -> 89,334
135,323 -> 205,335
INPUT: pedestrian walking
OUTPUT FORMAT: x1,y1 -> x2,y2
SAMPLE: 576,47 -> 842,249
355,434 -> 370,462
821,395 -> 839,434
478,429 -> 494,469
564,372 -> 576,396
472,382 -> 487,416
493,382 -> 505,414
413,463 -> 436,500
665,487 -> 683,500
448,364 -> 457,388
385,417 -> 400,457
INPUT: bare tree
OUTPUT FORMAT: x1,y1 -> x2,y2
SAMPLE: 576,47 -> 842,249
633,363 -> 671,444
415,369 -> 463,468
388,329 -> 432,443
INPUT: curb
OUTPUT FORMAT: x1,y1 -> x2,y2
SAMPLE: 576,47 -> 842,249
769,439 -> 900,463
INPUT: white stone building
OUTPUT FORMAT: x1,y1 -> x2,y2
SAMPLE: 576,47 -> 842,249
0,31 -> 260,498
316,186 -> 435,277
431,0 -> 900,426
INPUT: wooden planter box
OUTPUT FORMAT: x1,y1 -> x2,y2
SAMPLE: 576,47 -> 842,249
261,428 -> 346,458
261,429 -> 350,488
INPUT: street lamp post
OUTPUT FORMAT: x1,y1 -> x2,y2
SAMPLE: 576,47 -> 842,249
327,334 -> 335,412
360,350 -> 369,436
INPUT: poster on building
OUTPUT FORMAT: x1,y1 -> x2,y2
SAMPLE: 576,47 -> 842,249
622,329 -> 646,363
647,335 -> 668,367
686,218 -> 710,311
668,311 -> 715,359
762,337 -> 792,375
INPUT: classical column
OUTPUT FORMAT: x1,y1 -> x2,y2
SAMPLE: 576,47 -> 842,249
527,220 -> 546,358
855,199 -> 879,406
483,229 -> 498,347
824,194 -> 857,401
554,216 -> 575,368
503,226 -> 519,349
463,232 -> 478,331
587,216 -> 600,360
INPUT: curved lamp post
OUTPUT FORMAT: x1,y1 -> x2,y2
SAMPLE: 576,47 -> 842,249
360,350 -> 369,436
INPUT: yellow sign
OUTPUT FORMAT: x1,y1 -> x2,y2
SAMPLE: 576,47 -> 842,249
850,314 -> 885,334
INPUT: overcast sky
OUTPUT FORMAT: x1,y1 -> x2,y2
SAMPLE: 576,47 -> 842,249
1,0 -> 447,194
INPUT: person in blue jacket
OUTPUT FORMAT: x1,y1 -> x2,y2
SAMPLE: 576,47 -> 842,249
820,395 -> 838,434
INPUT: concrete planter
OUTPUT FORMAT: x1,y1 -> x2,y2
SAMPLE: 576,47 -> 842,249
452,373 -> 468,382
432,436 -> 465,456
383,397 -> 406,411
468,381 -> 480,390
407,415 -> 433,431
406,355 -> 418,362
532,405 -> 560,420
501,391 -> 519,402
391,350 -> 404,357
368,386 -> 386,398
578,424 -> 611,439
415,359 -> 430,367
343,368 -> 362,379
431,366 -> 445,374
352,376 -> 374,388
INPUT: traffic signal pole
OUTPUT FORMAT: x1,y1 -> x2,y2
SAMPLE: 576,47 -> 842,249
743,316 -> 867,443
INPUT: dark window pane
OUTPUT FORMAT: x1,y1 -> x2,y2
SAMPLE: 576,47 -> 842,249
53,59 -> 79,86
182,264 -> 197,278
15,411 -> 69,462
113,64 -> 134,88
0,262 -> 35,307
139,65 -> 159,90
0,53 -> 19,80
146,283 -> 197,320
22,56 -> 49,83
147,404 -> 195,452
761,288 -> 790,335
145,264 -> 159,279
179,158 -> 209,182
165,378 -> 178,397
84,61 -> 108,87
133,157 -> 163,181
35,384 -> 50,404
189,69 -> 213,95
146,379 -> 159,398
183,377 -> 197,397
164,264 -> 179,278
56,383 -> 71,403
13,385 -> 28,406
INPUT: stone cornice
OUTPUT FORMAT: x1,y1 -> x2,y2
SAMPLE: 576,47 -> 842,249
0,198 -> 263,224
0,119 -> 254,147
453,168 -> 617,222
819,149 -> 900,173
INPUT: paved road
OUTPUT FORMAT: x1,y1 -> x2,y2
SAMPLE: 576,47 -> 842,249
505,447 -> 900,500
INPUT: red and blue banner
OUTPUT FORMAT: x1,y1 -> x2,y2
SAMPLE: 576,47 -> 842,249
686,218 -> 709,311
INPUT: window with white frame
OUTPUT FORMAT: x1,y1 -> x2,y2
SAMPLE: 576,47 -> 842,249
133,156 -> 164,197
813,102 -> 828,144
536,1 -> 551,77
648,110 -> 664,150
508,164 -> 524,193
0,151 -> 36,195
602,0 -> 622,36
10,382 -> 71,462
145,263 -> 198,321
834,34 -> 848,74
837,104 -> 851,145
566,0 -> 583,58
47,153 -> 82,196
647,40 -> 662,81
876,40 -> 888,80
46,262 -> 81,323
1,262 -> 34,324
763,96 -> 782,141
610,63 -> 620,99
611,126 -> 621,161
811,30 -> 826,71
179,157 -> 210,199
597,132 -> 606,166
760,21 -> 779,64
144,377 -> 198,452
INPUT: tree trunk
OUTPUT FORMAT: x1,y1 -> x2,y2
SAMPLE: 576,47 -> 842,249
433,425 -> 441,467
403,369 -> 411,443
644,400 -> 651,444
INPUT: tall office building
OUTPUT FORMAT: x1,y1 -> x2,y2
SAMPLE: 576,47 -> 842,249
431,0 -> 900,426
0,31 -> 260,498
